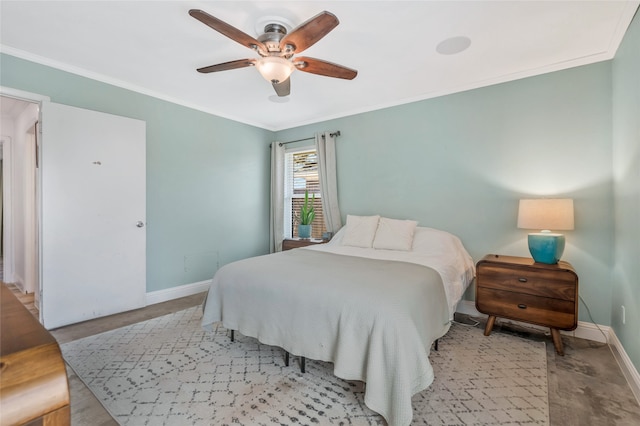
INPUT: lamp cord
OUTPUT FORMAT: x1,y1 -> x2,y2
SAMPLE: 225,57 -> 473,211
578,294 -> 611,346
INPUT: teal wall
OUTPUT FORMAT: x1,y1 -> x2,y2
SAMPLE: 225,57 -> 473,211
276,63 -> 614,328
612,12 -> 640,374
0,54 -> 274,292
2,22 -> 637,372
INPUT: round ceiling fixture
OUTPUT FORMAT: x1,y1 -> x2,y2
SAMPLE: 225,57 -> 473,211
436,36 -> 472,55
254,15 -> 294,36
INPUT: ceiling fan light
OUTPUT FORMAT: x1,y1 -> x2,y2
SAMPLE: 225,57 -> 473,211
255,56 -> 294,83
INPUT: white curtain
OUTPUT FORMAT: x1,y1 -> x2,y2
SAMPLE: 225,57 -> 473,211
269,142 -> 285,253
315,131 -> 342,234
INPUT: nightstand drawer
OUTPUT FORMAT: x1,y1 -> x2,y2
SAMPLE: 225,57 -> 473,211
475,255 -> 579,355
477,287 -> 577,329
477,265 -> 576,301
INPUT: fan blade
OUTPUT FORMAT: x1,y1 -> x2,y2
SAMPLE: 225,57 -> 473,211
272,78 -> 291,97
280,11 -> 339,53
189,9 -> 267,52
197,59 -> 256,73
294,57 -> 357,80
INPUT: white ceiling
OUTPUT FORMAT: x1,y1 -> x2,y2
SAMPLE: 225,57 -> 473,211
1,1 -> 638,131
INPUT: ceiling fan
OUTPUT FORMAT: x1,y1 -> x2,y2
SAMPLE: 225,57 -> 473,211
189,9 -> 358,97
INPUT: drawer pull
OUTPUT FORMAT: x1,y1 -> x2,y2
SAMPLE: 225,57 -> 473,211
518,277 -> 528,283
518,304 -> 527,309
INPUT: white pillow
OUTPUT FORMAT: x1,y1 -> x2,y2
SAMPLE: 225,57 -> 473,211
372,217 -> 418,251
341,215 -> 380,248
411,227 -> 460,254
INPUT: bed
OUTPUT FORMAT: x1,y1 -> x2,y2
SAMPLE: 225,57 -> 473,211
201,216 -> 475,426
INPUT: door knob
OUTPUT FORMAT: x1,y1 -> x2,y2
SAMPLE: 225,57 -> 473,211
136,221 -> 145,228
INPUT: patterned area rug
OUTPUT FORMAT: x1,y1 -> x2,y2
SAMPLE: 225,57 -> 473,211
61,307 -> 549,425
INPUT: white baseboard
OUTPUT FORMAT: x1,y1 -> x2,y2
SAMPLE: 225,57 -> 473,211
12,274 -> 25,292
608,329 -> 640,404
145,279 -> 211,306
455,300 -> 640,405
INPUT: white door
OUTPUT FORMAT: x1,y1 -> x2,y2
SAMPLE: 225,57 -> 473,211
40,101 -> 146,329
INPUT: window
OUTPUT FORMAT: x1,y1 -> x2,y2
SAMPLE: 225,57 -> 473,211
284,147 -> 326,239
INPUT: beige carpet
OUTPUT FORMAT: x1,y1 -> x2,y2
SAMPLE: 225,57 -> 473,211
61,307 -> 549,425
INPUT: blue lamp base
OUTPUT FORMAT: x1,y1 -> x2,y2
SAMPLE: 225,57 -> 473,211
528,233 -> 565,264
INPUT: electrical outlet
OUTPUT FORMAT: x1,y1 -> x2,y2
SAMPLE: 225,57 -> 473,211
621,305 -> 626,325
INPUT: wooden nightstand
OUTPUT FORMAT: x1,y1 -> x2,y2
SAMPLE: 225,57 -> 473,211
475,254 -> 578,355
282,238 -> 325,251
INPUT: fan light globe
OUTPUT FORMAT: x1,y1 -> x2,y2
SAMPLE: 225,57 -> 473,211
255,57 -> 294,83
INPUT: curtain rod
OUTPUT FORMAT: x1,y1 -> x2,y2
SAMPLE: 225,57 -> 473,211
275,130 -> 341,146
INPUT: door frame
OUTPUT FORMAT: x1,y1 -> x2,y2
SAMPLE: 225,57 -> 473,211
0,135 -> 14,283
0,134 -> 12,282
0,86 -> 50,318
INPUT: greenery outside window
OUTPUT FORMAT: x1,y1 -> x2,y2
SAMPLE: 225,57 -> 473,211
284,147 -> 326,239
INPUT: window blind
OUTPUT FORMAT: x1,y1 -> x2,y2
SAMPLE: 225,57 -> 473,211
283,147 -> 325,239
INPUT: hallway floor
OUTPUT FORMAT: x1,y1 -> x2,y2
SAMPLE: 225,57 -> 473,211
4,276 -> 39,318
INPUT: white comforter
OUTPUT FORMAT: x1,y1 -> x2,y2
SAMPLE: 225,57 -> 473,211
308,226 -> 475,321
201,227 -> 475,426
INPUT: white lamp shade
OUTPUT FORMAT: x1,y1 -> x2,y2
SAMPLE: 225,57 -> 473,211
255,57 -> 294,83
517,199 -> 574,231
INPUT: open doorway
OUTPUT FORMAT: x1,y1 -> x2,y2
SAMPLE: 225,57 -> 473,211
1,95 -> 40,316
2,88 -> 147,329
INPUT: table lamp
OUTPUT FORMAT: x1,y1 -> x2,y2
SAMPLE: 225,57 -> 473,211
517,199 -> 574,264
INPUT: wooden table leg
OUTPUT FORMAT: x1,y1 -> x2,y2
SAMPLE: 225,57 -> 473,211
550,328 -> 565,356
484,315 -> 496,336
